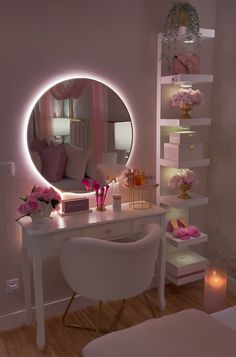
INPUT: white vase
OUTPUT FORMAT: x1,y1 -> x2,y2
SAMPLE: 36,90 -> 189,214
39,201 -> 53,217
30,212 -> 44,224
30,204 -> 53,229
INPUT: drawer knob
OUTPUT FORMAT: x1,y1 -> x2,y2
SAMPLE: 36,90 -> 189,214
105,228 -> 112,234
189,144 -> 195,150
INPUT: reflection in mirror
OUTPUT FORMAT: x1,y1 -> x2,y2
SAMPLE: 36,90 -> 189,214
27,78 -> 133,193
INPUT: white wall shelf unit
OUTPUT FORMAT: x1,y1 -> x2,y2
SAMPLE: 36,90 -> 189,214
160,118 -> 212,127
160,158 -> 210,168
166,248 -> 209,286
165,28 -> 215,43
166,271 -> 206,286
156,28 -> 215,286
199,28 -> 215,39
160,193 -> 208,208
160,74 -> 213,85
167,232 -> 208,248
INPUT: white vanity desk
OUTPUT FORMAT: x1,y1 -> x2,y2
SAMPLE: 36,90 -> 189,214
19,203 -> 167,351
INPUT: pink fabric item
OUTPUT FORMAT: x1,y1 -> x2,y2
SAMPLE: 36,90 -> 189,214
41,144 -> 67,182
173,227 -> 191,240
173,226 -> 200,240
187,225 -> 200,237
83,309 -> 236,357
30,137 -> 48,154
30,151 -> 42,173
51,79 -> 87,100
173,52 -> 200,74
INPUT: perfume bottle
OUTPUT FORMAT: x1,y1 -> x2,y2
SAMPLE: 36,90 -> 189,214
134,170 -> 145,186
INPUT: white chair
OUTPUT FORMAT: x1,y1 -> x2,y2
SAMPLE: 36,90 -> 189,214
59,223 -> 162,335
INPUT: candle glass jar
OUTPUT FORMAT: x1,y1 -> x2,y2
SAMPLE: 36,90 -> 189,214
204,261 -> 227,313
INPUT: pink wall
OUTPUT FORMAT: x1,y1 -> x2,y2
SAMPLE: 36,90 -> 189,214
0,0 -> 215,318
207,0 -> 236,282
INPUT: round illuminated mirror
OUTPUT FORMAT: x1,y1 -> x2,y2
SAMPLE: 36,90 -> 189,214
27,78 -> 133,193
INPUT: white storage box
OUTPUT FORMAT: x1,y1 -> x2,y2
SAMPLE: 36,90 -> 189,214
164,142 -> 204,161
169,131 -> 199,144
167,249 -> 209,277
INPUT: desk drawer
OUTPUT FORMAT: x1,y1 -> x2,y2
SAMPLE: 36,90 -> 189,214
132,216 -> 160,233
82,221 -> 132,240
51,229 -> 82,251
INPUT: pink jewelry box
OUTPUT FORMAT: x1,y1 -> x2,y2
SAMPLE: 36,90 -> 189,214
61,197 -> 89,214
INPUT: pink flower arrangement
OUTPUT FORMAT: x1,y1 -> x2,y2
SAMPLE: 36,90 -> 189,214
17,185 -> 61,220
171,89 -> 204,107
168,169 -> 199,189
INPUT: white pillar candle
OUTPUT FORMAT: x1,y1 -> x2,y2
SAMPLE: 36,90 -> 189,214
204,268 -> 227,313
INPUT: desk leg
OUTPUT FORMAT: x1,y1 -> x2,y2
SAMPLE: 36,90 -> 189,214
157,215 -> 167,311
21,243 -> 32,326
33,255 -> 45,351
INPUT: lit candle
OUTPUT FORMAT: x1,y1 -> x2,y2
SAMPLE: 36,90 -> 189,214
204,268 -> 227,313
110,178 -> 119,195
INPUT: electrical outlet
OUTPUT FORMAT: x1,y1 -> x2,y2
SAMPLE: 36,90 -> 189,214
6,278 -> 20,293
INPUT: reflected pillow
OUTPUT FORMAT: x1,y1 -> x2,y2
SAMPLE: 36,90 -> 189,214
41,144 -> 67,182
86,149 -> 97,179
30,151 -> 42,173
30,137 -> 48,154
64,144 -> 89,181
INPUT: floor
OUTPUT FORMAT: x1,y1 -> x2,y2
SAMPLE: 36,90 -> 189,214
0,281 -> 236,357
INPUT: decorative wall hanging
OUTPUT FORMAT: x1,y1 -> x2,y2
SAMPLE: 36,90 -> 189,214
162,2 -> 201,73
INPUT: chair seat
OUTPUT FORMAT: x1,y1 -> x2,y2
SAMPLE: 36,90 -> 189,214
83,309 -> 236,357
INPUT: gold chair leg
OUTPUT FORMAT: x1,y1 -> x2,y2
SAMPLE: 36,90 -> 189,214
62,291 -> 76,325
110,299 -> 126,331
95,301 -> 103,336
143,292 -> 157,318
62,293 -> 108,333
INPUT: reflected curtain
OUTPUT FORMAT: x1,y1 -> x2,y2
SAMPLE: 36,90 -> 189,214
28,91 -> 54,142
51,79 -> 88,148
90,81 -> 108,163
51,79 -> 87,99
70,86 -> 91,148
70,120 -> 90,149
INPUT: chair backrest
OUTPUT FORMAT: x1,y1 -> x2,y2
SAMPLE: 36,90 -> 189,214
59,223 -> 162,301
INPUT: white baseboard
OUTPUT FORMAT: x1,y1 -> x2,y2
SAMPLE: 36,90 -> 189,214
0,275 -> 158,332
5,274 -> 231,332
0,294 -> 94,332
228,276 -> 236,294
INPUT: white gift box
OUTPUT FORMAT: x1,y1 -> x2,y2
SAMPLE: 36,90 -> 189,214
164,142 -> 204,161
167,249 -> 209,277
169,131 -> 199,144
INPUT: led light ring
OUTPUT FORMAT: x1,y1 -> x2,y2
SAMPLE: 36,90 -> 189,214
22,72 -> 136,196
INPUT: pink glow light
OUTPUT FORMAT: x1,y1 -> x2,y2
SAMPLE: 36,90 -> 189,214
22,72 -> 136,197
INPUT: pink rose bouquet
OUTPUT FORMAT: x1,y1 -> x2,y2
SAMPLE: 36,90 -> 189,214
17,185 -> 61,220
171,89 -> 204,107
168,169 -> 199,189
